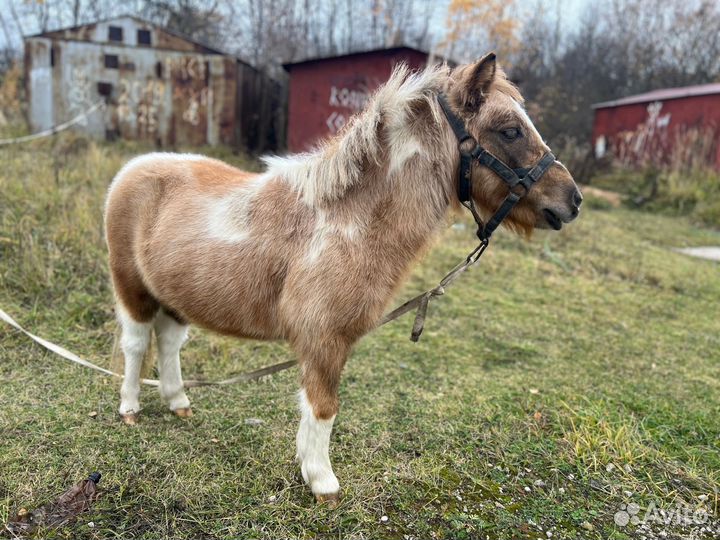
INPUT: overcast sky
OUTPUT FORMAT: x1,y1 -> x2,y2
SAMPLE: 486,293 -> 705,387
0,0 -> 594,53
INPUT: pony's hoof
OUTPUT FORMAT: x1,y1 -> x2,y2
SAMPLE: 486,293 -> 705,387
120,413 -> 138,425
173,407 -> 193,418
315,492 -> 340,508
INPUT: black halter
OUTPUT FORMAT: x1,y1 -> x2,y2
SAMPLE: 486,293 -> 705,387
437,94 -> 556,242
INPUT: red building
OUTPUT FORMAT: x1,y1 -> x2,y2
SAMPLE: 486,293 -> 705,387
591,83 -> 720,169
283,47 -> 434,152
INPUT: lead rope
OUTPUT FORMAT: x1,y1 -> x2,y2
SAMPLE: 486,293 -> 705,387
0,307 -> 297,386
377,237 -> 489,341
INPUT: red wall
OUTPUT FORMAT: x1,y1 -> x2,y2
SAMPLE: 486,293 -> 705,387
592,94 -> 720,168
286,48 -> 429,152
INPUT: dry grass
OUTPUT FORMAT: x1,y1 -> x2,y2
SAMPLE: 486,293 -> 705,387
1,135 -> 719,539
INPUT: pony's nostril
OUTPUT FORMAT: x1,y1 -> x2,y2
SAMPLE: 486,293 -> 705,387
572,189 -> 583,208
570,205 -> 579,218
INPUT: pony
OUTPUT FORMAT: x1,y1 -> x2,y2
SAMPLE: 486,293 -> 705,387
104,53 -> 582,505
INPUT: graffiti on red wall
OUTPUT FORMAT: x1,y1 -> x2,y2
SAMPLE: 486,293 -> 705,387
615,101 -> 672,165
325,84 -> 372,134
598,100 -> 720,168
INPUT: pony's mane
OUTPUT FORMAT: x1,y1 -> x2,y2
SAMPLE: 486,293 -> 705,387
262,63 -> 451,206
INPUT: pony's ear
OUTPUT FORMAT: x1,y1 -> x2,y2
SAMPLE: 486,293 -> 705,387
458,52 -> 497,109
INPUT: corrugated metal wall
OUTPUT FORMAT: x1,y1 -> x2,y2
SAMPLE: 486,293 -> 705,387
23,16 -> 283,152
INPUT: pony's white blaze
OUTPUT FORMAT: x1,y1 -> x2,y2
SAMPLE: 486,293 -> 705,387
512,99 -> 543,140
296,389 -> 340,496
154,310 -> 190,411
117,305 -> 152,415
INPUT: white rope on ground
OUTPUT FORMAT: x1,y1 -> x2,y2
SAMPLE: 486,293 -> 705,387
0,307 -> 160,387
0,307 -> 298,387
0,100 -> 105,146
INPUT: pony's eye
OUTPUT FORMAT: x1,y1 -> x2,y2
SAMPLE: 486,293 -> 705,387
500,127 -> 522,141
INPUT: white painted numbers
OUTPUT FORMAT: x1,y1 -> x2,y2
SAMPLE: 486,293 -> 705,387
117,79 -> 165,133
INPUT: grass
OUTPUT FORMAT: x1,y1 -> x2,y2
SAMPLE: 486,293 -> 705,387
1,135 -> 719,539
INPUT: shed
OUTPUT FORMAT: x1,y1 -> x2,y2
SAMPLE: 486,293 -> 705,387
283,46 -> 438,152
24,15 -> 283,151
591,83 -> 720,169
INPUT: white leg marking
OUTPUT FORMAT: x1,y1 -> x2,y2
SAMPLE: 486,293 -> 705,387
296,389 -> 340,496
117,306 -> 153,416
154,310 -> 190,411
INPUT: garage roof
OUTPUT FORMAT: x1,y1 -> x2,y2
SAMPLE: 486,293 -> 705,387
592,82 -> 720,109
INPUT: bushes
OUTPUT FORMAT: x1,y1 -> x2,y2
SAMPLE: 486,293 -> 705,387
591,166 -> 720,228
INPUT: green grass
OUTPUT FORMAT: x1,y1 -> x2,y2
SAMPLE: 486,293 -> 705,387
1,136 -> 719,539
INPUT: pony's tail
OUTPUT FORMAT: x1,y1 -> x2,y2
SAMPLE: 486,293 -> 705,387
110,322 -> 156,382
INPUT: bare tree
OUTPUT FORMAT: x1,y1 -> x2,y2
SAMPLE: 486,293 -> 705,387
511,0 -> 720,149
436,0 -> 521,64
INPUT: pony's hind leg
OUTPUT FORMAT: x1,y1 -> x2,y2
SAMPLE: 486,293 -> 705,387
117,304 -> 154,424
154,309 -> 192,417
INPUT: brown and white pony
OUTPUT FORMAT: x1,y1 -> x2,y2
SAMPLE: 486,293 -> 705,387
104,54 -> 581,504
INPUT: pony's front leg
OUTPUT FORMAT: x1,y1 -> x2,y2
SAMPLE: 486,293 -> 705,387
294,336 -> 349,506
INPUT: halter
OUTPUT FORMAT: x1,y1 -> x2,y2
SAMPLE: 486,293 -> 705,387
437,93 -> 556,243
